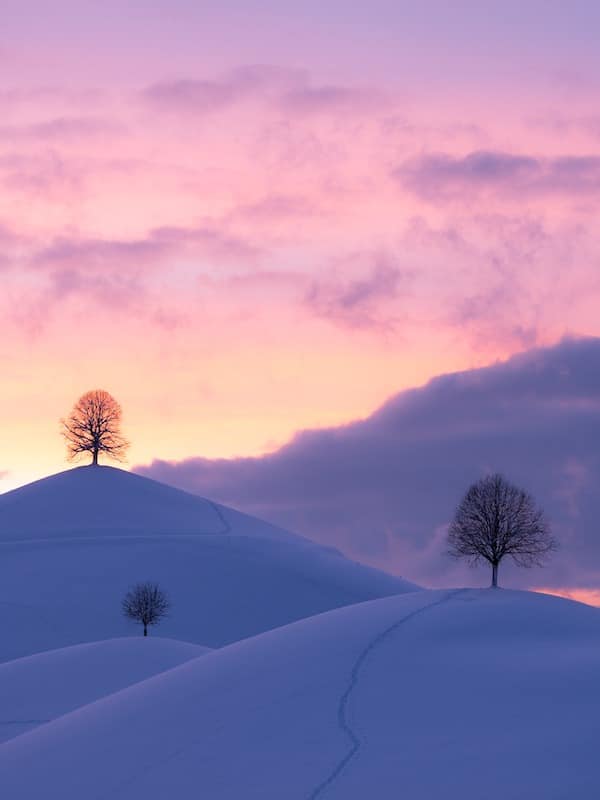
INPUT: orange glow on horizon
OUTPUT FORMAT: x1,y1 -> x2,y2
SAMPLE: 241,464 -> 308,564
534,587 -> 600,608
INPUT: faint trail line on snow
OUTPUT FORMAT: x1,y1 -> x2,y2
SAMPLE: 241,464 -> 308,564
306,589 -> 468,800
205,499 -> 232,535
0,498 -> 231,546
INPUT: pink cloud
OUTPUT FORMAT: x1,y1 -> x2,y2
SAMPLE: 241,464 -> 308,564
32,236 -> 170,271
0,116 -> 122,142
32,225 -> 260,273
0,224 -> 26,268
280,85 -> 385,114
305,255 -> 411,330
142,79 -> 241,114
151,225 -> 260,263
141,65 -> 306,114
1,221 -> 264,336
2,47 -> 600,499
396,150 -> 600,201
47,267 -> 143,308
142,67 -> 386,119
231,194 -> 318,222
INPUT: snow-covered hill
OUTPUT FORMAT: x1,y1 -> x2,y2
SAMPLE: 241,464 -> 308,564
0,466 -> 417,661
0,637 -> 209,743
1,588 -> 598,799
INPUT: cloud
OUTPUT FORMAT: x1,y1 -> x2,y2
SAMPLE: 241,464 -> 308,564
231,194 -> 318,222
0,224 -> 26,269
0,116 -> 121,142
527,114 -> 600,140
32,224 -> 259,273
46,267 -> 143,309
0,151 -> 84,199
150,225 -> 260,263
3,222 -> 261,334
137,337 -> 600,592
280,85 -> 385,114
142,65 -> 384,118
141,65 -> 306,114
451,284 -> 539,351
33,236 -> 169,271
142,79 -> 242,114
304,255 -> 411,330
396,150 -> 600,201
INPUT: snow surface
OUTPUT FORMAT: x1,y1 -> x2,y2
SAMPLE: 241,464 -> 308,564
0,466 -> 417,661
1,588 -> 598,799
0,637 -> 209,743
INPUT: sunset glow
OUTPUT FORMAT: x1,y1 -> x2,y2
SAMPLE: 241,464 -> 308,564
3,7 -> 600,797
2,2 -> 600,493
535,587 -> 600,608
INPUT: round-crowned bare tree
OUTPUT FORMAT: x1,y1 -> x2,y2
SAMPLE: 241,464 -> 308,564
448,473 -> 557,587
122,582 -> 170,636
61,389 -> 129,466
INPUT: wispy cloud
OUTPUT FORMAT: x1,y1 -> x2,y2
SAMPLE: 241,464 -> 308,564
280,85 -> 385,114
0,116 -> 122,143
305,255 -> 410,330
141,65 -> 305,114
32,225 -> 260,273
0,151 -> 84,199
396,150 -> 600,201
142,66 -> 386,118
231,194 -> 318,222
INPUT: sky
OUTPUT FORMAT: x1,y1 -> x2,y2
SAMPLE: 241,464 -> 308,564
140,337 -> 600,601
2,2 -> 600,594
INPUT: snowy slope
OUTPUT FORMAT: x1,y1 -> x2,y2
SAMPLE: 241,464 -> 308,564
0,466 -> 417,661
1,589 -> 598,799
0,637 -> 209,743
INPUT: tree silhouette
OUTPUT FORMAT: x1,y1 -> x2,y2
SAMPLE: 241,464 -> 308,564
447,473 -> 556,587
122,582 -> 170,636
61,389 -> 129,465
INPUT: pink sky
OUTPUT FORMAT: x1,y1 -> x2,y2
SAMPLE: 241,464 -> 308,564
1,1 -> 600,490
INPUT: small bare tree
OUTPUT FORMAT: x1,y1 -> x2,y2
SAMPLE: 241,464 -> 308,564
448,473 -> 556,587
122,582 -> 170,636
61,389 -> 129,465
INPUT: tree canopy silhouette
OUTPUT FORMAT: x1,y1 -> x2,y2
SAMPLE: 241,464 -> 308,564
447,473 -> 556,587
122,582 -> 170,636
61,389 -> 129,465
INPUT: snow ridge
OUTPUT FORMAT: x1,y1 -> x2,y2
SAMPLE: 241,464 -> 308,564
307,589 -> 467,799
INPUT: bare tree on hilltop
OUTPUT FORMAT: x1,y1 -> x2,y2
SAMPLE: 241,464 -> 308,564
122,582 -> 170,636
61,389 -> 129,466
447,473 -> 557,588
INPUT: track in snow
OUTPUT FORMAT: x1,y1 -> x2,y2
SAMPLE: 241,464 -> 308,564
307,589 -> 467,799
0,499 -> 231,547
205,500 -> 231,535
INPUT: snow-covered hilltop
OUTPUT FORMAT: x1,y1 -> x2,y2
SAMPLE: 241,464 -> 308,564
1,588 -> 598,799
0,637 -> 210,743
0,466 -> 417,662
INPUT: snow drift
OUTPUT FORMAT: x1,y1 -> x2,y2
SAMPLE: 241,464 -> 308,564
0,637 -> 209,743
1,588 -> 598,799
0,466 -> 417,661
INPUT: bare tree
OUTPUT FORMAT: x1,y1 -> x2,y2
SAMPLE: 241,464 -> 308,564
122,582 -> 170,636
61,389 -> 129,465
447,473 -> 556,587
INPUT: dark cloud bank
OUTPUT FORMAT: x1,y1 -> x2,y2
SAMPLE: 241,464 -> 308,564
137,338 -> 600,592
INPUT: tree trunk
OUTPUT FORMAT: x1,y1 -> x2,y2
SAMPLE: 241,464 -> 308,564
143,623 -> 147,636
491,562 -> 499,588
92,447 -> 98,466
